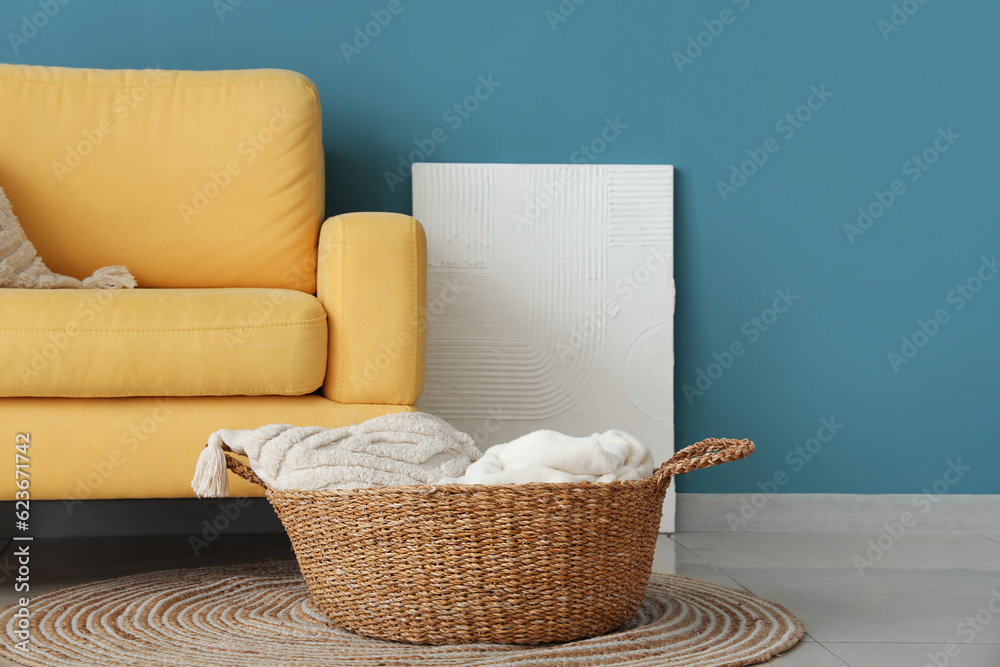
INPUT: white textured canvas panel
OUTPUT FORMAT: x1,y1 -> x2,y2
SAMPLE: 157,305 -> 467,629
413,163 -> 676,530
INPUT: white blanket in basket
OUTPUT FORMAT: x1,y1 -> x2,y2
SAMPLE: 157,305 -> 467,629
441,429 -> 655,485
191,412 -> 480,497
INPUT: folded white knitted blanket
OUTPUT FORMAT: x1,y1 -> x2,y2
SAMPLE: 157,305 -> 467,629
191,412 -> 480,497
442,429 -> 655,485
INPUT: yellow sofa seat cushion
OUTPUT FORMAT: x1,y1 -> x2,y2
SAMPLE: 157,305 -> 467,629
0,65 -> 323,291
0,288 -> 327,397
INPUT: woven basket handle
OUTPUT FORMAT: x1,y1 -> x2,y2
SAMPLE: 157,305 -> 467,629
222,447 -> 269,490
654,438 -> 754,493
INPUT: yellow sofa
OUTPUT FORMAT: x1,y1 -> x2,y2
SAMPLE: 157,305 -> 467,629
0,65 -> 426,500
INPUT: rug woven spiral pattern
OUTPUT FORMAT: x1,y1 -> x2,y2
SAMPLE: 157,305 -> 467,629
0,560 -> 802,667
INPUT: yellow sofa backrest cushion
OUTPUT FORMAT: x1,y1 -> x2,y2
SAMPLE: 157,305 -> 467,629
0,65 -> 323,291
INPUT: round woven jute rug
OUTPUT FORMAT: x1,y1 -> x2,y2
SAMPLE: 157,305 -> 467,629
0,560 -> 802,667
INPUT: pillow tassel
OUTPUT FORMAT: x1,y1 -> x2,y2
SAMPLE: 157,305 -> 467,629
191,436 -> 230,498
81,265 -> 137,289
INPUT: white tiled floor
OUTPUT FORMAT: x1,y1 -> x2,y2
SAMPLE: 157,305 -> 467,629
669,532 -> 1000,665
1,531 -> 998,666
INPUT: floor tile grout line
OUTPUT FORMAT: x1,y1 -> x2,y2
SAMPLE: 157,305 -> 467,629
818,641 -> 1000,645
665,536 -> 833,645
813,640 -> 856,667
667,534 -> 764,593
666,534 -> 753,592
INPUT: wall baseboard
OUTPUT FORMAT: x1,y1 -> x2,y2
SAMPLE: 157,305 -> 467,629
0,499 -> 283,539
676,493 -> 1000,533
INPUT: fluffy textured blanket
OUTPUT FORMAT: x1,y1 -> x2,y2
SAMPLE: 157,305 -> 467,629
192,412 -> 480,497
0,186 -> 135,288
442,429 -> 655,485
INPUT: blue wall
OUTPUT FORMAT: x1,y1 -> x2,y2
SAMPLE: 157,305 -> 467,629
3,0 -> 997,494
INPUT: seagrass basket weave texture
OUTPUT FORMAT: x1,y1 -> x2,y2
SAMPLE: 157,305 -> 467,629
223,437 -> 754,645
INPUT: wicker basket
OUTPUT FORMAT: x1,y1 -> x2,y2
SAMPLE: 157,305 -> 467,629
223,436 -> 754,645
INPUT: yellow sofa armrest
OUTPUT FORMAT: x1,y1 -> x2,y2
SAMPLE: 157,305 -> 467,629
317,212 -> 427,404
